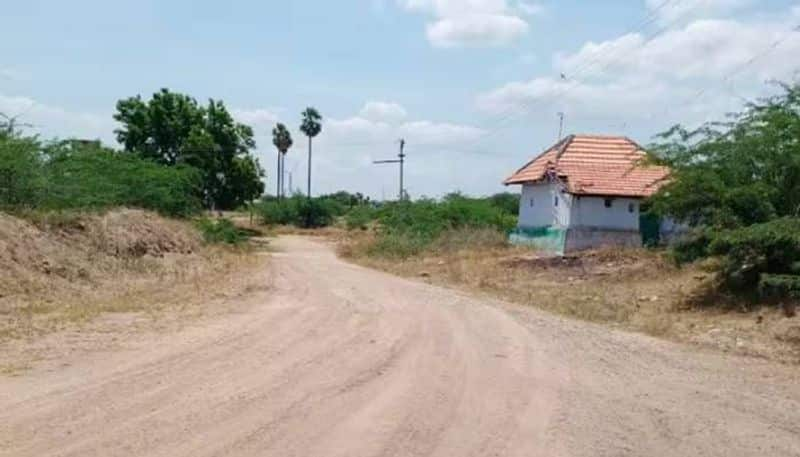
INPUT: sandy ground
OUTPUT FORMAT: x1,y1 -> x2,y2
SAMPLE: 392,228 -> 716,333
1,236 -> 798,457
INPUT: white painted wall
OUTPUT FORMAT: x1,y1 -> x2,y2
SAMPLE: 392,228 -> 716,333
569,196 -> 641,230
518,183 -> 572,228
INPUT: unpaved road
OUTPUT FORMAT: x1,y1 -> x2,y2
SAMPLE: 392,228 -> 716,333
1,236 -> 799,456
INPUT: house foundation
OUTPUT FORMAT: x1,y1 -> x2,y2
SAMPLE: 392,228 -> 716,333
510,226 -> 642,255
563,227 -> 642,252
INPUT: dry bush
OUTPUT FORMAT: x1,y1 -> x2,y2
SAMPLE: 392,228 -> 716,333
0,209 -> 266,343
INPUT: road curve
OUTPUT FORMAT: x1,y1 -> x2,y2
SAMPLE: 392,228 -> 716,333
1,236 -> 798,456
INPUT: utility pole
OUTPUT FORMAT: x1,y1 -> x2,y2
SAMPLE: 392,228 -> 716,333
557,112 -> 565,142
373,139 -> 407,201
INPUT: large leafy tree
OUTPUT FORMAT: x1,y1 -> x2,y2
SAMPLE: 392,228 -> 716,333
649,83 -> 800,297
114,88 -> 264,210
650,82 -> 800,229
272,123 -> 293,199
300,107 -> 322,198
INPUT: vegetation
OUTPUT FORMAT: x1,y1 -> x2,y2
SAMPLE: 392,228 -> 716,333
0,134 -> 201,217
257,194 -> 337,229
195,218 -> 247,245
354,193 -> 517,259
272,123 -> 293,199
651,82 -> 800,302
299,107 -> 323,197
114,88 -> 265,210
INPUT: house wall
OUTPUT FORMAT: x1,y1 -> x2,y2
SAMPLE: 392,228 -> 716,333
569,196 -> 641,230
518,183 -> 572,228
564,227 -> 642,252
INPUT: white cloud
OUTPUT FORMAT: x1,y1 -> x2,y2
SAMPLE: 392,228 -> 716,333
0,68 -> 27,82
646,0 -> 755,23
359,101 -> 408,123
477,12 -> 800,127
0,93 -> 116,143
426,14 -> 529,47
325,114 -> 484,146
232,108 -> 280,127
399,0 -> 530,47
516,0 -> 544,16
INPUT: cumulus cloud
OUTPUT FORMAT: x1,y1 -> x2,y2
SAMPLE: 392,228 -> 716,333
0,68 -> 27,82
232,108 -> 280,127
0,93 -> 116,143
398,0 -> 530,47
326,113 -> 484,147
426,14 -> 528,47
477,11 -> 800,126
646,0 -> 755,23
359,101 -> 408,123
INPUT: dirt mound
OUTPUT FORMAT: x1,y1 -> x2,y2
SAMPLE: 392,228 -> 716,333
0,209 -> 244,342
0,210 -> 200,292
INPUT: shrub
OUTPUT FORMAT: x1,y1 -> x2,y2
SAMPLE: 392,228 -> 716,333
257,200 -> 298,226
344,205 -> 374,231
709,217 -> 800,295
0,136 -> 202,217
362,195 -> 517,259
296,198 -> 334,228
255,195 -> 336,228
195,218 -> 245,244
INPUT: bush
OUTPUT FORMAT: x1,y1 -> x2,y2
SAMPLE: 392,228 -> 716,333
195,218 -> 245,244
362,195 -> 516,259
257,200 -> 299,226
344,205 -> 374,231
709,218 -> 800,295
255,195 -> 336,229
377,196 -> 516,241
0,136 -> 202,217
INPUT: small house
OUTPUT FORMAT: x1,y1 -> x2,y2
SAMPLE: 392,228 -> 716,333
504,134 -> 671,254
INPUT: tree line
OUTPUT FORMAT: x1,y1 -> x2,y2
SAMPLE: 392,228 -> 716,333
1,88 -> 325,216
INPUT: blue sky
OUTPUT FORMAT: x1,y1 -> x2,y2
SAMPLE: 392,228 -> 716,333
2,0 -> 799,198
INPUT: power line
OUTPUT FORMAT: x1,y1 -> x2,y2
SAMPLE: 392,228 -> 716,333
657,24 -> 800,124
448,0 -> 691,151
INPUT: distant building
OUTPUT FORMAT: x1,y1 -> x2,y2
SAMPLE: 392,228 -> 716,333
504,134 -> 672,254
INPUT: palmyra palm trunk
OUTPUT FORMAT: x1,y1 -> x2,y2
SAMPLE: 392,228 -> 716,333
276,151 -> 282,200
307,137 -> 312,199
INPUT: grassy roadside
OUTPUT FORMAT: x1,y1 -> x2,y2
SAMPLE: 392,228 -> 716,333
338,228 -> 800,364
0,209 -> 270,374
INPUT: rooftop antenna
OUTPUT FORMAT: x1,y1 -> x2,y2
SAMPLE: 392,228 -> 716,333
557,112 -> 565,142
373,139 -> 407,201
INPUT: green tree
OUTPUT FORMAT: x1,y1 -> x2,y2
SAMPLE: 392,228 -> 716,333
649,82 -> 800,298
650,82 -> 800,229
300,107 -> 322,198
113,88 -> 264,210
272,123 -> 293,199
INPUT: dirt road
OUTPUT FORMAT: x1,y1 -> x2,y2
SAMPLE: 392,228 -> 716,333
2,236 -> 799,456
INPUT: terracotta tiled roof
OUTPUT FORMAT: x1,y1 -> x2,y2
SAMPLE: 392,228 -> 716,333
504,134 -> 670,198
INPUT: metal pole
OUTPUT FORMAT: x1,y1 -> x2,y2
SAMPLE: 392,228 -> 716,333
399,139 -> 405,201
557,112 -> 565,141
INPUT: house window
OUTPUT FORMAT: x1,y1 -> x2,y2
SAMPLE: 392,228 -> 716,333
604,198 -> 613,208
628,203 -> 637,213
554,196 -> 559,207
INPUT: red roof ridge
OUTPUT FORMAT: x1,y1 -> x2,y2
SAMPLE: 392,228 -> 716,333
503,135 -> 573,184
504,133 -> 671,198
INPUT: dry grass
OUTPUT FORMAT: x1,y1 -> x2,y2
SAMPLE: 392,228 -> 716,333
0,209 -> 268,345
340,231 -> 800,364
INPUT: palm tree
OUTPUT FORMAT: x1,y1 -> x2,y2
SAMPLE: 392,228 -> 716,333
272,123 -> 293,200
300,107 -> 322,198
